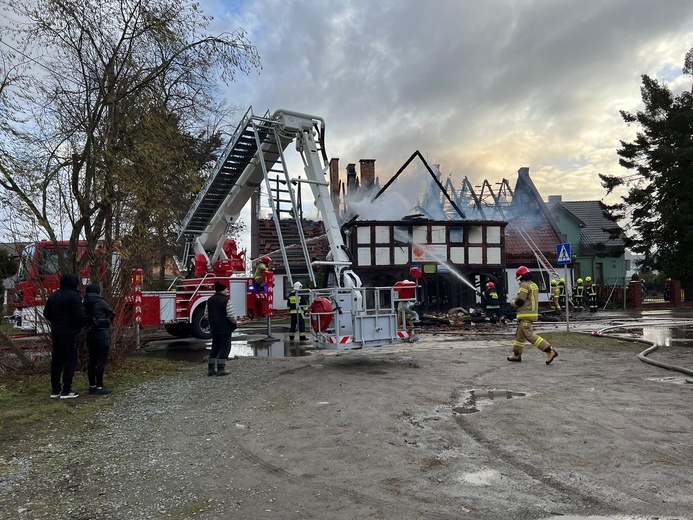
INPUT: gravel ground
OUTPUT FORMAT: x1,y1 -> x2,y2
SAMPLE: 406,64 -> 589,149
1,327 -> 692,520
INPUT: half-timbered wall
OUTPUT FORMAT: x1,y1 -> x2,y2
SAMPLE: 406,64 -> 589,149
349,221 -> 506,269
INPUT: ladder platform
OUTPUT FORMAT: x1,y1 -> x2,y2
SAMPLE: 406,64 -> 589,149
179,109 -> 283,239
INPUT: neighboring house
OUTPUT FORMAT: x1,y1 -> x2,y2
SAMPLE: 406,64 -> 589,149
625,249 -> 644,280
504,168 -> 566,302
547,196 -> 627,287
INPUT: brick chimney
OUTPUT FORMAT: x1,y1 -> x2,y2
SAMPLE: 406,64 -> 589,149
346,163 -> 358,195
359,159 -> 375,189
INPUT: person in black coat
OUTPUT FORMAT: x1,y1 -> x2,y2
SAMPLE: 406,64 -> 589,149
205,281 -> 237,376
43,273 -> 84,399
83,284 -> 116,395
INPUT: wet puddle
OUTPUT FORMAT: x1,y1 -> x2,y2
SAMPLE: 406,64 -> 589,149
643,325 -> 693,346
139,337 -> 312,362
452,389 -> 526,415
540,517 -> 683,520
646,376 -> 693,385
456,468 -> 502,485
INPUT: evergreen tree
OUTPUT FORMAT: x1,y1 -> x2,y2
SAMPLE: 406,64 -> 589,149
600,48 -> 693,281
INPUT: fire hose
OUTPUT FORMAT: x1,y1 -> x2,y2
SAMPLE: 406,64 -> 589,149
592,321 -> 693,377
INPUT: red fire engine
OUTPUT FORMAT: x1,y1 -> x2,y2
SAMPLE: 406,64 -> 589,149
8,237 -> 271,340
10,107 -> 418,348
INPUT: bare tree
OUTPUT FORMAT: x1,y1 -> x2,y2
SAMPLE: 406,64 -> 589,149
0,0 -> 260,280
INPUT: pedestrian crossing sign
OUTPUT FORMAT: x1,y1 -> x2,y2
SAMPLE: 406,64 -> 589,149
556,243 -> 572,265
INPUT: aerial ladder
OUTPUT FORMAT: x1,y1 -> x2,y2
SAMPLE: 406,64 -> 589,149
515,226 -> 561,282
176,108 -> 417,347
513,226 -> 576,311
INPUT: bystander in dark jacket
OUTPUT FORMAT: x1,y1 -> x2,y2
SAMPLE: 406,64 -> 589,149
205,281 -> 237,376
43,273 -> 84,399
83,284 -> 116,395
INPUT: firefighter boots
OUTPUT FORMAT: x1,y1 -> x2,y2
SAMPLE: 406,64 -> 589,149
207,361 -> 216,376
544,346 -> 558,365
507,350 -> 522,362
216,364 -> 230,377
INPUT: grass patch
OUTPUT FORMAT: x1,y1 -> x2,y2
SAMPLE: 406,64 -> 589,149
0,355 -> 187,450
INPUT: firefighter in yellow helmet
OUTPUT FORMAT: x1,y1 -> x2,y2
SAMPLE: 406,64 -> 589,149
508,266 -> 558,364
574,278 -> 585,311
585,276 -> 597,312
550,279 -> 561,311
558,277 -> 567,310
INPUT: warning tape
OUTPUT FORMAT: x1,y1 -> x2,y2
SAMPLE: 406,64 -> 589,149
327,336 -> 353,344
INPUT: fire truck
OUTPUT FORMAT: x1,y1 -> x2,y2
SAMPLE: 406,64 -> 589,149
9,108 -> 418,348
6,237 -> 250,339
9,240 -> 91,334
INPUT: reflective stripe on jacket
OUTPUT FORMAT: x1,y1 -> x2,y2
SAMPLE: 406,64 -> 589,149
484,289 -> 500,309
515,281 -> 539,321
287,291 -> 306,314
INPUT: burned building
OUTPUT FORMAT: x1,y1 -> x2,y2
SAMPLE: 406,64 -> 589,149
255,151 -> 584,312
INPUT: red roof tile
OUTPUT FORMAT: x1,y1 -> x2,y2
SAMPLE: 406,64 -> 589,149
505,218 -> 563,264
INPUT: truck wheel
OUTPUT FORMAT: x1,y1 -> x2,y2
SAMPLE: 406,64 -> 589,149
191,306 -> 212,340
164,323 -> 191,338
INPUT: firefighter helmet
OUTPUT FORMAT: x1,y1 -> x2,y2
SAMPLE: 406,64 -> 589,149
560,277 -> 565,283
577,278 -> 583,284
551,279 -> 557,286
515,266 -> 530,280
585,276 -> 592,282
261,255 -> 271,263
486,281 -> 495,289
293,281 -> 302,290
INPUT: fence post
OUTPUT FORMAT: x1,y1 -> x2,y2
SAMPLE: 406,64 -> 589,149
628,280 -> 644,308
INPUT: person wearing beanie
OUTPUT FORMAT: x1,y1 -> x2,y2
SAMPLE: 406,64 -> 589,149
205,280 -> 237,376
43,273 -> 84,399
83,284 -> 116,395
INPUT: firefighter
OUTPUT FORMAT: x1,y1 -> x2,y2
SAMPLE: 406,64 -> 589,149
287,281 -> 308,342
585,276 -> 598,312
550,279 -> 561,311
508,266 -> 558,364
482,281 -> 503,323
253,255 -> 272,292
573,278 -> 585,311
558,277 -> 567,310
663,278 -> 671,302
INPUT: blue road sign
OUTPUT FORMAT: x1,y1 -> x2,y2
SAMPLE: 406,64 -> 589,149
557,243 -> 572,265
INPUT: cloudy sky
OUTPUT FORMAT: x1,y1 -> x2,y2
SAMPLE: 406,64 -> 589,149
201,0 -> 693,211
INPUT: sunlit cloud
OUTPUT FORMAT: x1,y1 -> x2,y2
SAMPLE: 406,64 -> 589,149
202,0 -> 693,240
